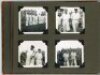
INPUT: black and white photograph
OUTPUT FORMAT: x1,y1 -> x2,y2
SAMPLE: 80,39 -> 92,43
18,7 -> 48,34
18,41 -> 48,68
56,7 -> 85,34
55,40 -> 84,68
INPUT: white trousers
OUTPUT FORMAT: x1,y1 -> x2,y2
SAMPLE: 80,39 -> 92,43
36,59 -> 42,65
72,20 -> 79,32
26,55 -> 31,65
71,58 -> 77,66
63,21 -> 70,32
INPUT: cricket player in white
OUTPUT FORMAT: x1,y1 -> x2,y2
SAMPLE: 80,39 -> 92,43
71,51 -> 77,66
29,13 -> 33,26
57,13 -> 62,27
61,10 -> 70,32
26,45 -> 36,66
63,52 -> 70,67
26,11 -> 30,26
71,8 -> 81,32
38,11 -> 46,25
35,49 -> 43,66
57,10 -> 63,32
32,11 -> 38,25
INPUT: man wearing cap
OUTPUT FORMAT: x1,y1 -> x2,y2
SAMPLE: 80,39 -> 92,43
26,45 -> 36,66
71,8 -> 81,32
35,49 -> 43,66
61,9 -> 70,32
